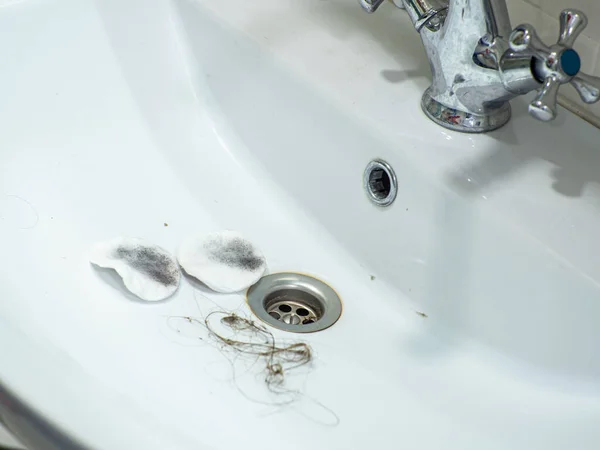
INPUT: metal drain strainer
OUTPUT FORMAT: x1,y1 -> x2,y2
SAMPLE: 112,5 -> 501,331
247,273 -> 342,333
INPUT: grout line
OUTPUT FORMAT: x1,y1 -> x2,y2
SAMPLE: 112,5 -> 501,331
521,0 -> 541,11
558,94 -> 600,129
588,40 -> 600,77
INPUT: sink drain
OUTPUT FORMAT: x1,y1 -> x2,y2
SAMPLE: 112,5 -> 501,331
364,159 -> 397,207
247,273 -> 342,333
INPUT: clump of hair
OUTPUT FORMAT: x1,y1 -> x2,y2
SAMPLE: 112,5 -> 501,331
182,311 -> 312,400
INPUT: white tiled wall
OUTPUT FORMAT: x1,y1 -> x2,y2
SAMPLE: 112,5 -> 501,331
507,0 -> 600,125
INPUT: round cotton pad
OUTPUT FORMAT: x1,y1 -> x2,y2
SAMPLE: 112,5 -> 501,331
177,231 -> 267,293
90,237 -> 180,301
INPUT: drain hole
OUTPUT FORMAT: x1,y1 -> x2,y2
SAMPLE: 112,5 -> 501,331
278,304 -> 292,313
262,288 -> 325,328
364,160 -> 397,207
247,273 -> 343,333
296,308 -> 309,316
368,168 -> 391,200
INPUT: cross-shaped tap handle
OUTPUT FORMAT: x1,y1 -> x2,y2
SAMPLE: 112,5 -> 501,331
509,9 -> 600,121
359,0 -> 386,13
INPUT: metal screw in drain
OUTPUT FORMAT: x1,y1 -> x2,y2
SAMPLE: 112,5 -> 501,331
247,273 -> 342,333
364,159 -> 397,207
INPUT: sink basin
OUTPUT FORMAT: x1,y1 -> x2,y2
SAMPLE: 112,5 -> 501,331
1,0 -> 600,449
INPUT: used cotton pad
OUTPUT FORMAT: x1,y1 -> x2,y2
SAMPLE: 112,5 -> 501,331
177,231 -> 267,293
90,237 -> 180,301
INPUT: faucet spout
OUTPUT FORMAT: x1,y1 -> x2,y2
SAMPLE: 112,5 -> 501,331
401,0 -> 448,31
480,0 -> 512,39
402,0 -> 511,48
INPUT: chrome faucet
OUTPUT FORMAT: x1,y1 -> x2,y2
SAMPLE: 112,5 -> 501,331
359,0 -> 600,133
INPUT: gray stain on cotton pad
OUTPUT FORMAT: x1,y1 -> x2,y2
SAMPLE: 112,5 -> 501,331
204,236 -> 264,272
114,245 -> 179,287
91,237 -> 181,301
177,231 -> 267,293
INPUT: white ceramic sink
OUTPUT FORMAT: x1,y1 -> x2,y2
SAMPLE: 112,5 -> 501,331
2,0 -> 600,449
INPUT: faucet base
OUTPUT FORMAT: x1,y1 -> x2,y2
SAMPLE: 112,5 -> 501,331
421,88 -> 512,133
